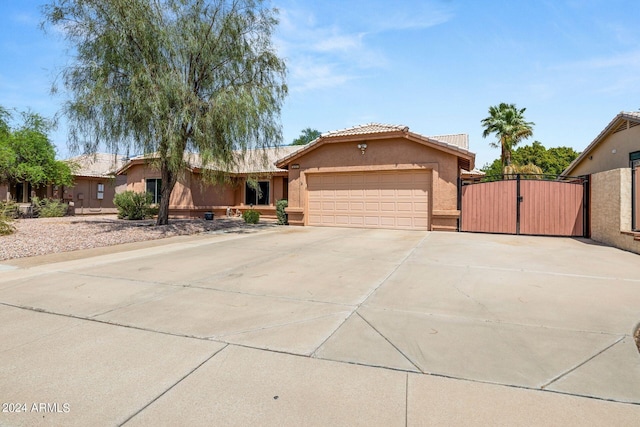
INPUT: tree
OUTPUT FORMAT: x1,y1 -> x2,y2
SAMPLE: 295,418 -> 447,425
291,128 -> 321,145
43,0 -> 287,225
481,103 -> 534,170
0,107 -> 74,197
480,141 -> 580,178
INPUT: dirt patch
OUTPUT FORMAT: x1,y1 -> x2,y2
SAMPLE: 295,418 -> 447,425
635,324 -> 640,354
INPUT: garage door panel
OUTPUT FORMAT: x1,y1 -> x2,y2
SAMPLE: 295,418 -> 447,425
350,201 -> 365,211
380,202 -> 395,212
365,216 -> 380,226
307,171 -> 431,230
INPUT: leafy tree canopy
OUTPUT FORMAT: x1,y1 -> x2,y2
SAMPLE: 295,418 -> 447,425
481,141 -> 580,177
291,128 -> 321,145
0,106 -> 73,188
43,0 -> 287,225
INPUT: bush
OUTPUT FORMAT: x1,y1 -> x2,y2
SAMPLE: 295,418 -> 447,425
0,200 -> 19,219
113,191 -> 153,220
31,197 -> 69,218
0,215 -> 14,235
242,209 -> 260,224
276,199 -> 288,225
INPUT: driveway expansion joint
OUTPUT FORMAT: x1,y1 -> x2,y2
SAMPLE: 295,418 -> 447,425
540,335 -> 627,389
119,344 -> 229,426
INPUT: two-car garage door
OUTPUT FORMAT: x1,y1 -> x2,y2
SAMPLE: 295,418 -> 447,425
307,171 -> 431,230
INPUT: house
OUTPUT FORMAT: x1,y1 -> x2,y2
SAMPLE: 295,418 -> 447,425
117,146 -> 299,219
562,112 -> 640,254
0,153 -> 125,212
63,153 -> 127,214
276,124 -> 475,231
563,111 -> 640,177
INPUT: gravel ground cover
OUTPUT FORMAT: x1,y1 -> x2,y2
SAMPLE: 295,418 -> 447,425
0,215 -> 277,261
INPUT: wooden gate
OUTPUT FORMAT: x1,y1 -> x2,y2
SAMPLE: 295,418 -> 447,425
460,175 -> 588,237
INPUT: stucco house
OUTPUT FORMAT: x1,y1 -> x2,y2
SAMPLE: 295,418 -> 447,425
563,111 -> 640,177
562,111 -> 640,253
116,123 -> 475,230
63,153 -> 127,214
0,153 -> 125,213
117,146 -> 299,219
276,124 -> 474,231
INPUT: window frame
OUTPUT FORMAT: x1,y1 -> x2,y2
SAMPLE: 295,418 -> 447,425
146,178 -> 162,204
245,180 -> 270,205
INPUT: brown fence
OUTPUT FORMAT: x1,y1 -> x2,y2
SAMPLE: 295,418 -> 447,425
460,175 -> 588,237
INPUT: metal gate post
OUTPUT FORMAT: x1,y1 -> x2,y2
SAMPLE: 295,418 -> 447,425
582,175 -> 590,238
516,174 -> 521,235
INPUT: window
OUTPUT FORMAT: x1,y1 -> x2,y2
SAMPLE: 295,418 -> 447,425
97,183 -> 104,200
146,179 -> 162,204
245,181 -> 269,205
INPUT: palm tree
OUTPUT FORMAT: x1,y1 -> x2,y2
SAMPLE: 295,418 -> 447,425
481,103 -> 534,170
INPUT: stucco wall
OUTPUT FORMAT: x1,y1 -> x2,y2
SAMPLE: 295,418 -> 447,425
123,163 -> 282,218
590,168 -> 639,254
65,177 -> 119,214
285,137 -> 461,230
572,125 -> 640,176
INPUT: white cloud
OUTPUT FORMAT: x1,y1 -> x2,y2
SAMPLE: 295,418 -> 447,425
275,1 -> 454,94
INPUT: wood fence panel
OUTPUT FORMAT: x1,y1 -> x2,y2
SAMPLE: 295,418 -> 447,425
519,180 -> 584,236
461,180 -> 517,234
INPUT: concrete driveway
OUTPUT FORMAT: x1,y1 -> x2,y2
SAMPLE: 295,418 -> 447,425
0,227 -> 639,426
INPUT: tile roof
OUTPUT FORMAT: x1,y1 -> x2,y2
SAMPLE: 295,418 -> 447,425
66,153 -> 126,178
430,134 -> 469,150
276,123 -> 475,169
125,146 -> 300,175
321,123 -> 409,138
562,111 -> 640,175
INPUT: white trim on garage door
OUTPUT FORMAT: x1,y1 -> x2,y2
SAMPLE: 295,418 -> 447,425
306,170 -> 431,230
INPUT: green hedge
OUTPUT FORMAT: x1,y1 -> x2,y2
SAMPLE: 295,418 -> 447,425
114,191 -> 153,220
242,209 -> 260,224
276,199 -> 288,225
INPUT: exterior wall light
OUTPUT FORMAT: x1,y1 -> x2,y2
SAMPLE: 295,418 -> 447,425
357,143 -> 367,154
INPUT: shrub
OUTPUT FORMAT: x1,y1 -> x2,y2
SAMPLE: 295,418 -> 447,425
113,191 -> 153,220
242,209 -> 260,224
0,215 -> 14,235
31,197 -> 69,218
276,199 -> 288,225
0,200 -> 19,219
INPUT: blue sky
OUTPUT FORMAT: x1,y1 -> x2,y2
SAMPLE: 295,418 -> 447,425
2,1 -> 640,168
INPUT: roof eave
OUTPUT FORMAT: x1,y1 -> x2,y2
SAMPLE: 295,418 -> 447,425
562,112 -> 640,176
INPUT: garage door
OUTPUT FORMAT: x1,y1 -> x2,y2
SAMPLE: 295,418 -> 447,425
307,171 -> 431,230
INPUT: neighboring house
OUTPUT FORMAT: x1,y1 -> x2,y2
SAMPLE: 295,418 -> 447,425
117,146 -> 299,219
460,169 -> 485,183
562,112 -> 640,254
63,153 -> 127,214
563,111 -> 640,177
276,124 -> 475,231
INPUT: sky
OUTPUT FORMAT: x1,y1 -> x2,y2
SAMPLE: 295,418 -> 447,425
1,0 -> 640,168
